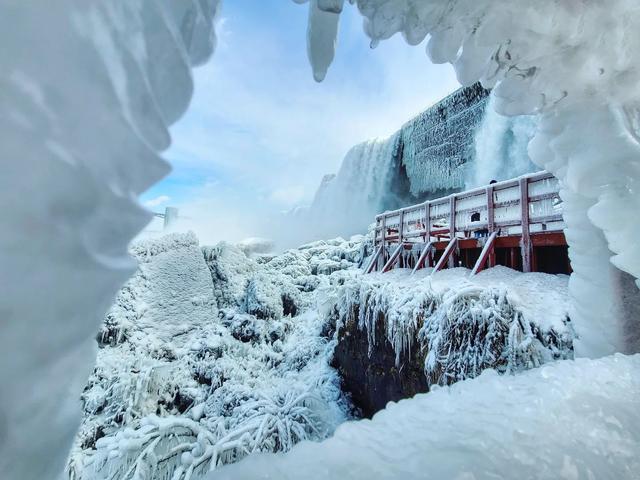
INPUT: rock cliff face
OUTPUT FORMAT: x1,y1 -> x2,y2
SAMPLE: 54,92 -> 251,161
400,82 -> 489,196
331,309 -> 427,418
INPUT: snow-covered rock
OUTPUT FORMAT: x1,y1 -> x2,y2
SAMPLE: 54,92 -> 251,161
328,266 -> 574,415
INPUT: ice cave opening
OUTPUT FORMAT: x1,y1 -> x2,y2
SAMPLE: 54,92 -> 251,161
1,1 -> 639,480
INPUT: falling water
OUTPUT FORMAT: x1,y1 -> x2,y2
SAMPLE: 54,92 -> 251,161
468,94 -> 538,188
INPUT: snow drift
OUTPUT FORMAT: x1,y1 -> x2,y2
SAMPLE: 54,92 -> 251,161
213,353 -> 640,480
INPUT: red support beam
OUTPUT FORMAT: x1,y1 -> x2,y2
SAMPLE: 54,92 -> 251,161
434,238 -> 458,273
382,243 -> 405,273
365,245 -> 384,274
411,242 -> 433,275
471,232 -> 497,276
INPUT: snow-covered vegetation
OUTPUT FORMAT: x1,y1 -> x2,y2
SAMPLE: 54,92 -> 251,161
68,233 -> 366,479
69,231 -> 589,479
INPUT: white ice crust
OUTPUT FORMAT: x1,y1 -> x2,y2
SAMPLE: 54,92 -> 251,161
0,2 -> 219,479
214,353 -> 640,480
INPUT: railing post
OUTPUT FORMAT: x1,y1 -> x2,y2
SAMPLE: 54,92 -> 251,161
398,209 -> 405,243
380,215 -> 386,272
486,186 -> 495,268
448,196 -> 457,268
519,177 -> 532,273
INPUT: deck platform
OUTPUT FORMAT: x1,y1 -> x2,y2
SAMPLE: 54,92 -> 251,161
366,171 -> 570,275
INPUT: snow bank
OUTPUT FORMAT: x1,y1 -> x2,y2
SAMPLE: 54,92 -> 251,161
329,266 -> 573,385
0,3 -> 220,479
297,0 -> 640,358
212,353 -> 640,480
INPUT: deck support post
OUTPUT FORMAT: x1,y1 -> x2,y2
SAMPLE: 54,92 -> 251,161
382,243 -> 405,273
519,177 -> 532,273
411,242 -> 433,275
365,245 -> 384,274
448,196 -> 457,268
486,185 -> 496,268
471,232 -> 497,276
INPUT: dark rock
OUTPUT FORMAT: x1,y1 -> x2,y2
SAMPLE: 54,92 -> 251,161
282,294 -> 298,317
331,307 -> 428,418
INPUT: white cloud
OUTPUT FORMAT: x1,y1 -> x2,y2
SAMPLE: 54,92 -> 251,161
144,195 -> 171,208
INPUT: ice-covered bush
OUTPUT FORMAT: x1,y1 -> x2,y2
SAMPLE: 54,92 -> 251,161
330,268 -> 573,386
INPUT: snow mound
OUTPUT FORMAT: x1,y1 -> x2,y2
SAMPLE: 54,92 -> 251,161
212,353 -> 640,480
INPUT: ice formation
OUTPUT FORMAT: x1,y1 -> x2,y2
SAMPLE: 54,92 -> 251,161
468,94 -> 538,188
297,0 -> 640,357
68,233 -> 366,479
329,267 -> 573,384
213,353 -> 640,480
400,83 -> 488,194
0,2 -> 220,479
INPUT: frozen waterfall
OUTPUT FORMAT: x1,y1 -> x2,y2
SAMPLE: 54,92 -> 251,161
306,134 -> 402,240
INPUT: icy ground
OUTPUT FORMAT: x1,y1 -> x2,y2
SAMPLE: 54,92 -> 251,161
214,353 -> 640,480
68,232 -> 366,479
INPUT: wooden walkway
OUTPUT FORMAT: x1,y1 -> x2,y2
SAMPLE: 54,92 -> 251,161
366,171 -> 570,275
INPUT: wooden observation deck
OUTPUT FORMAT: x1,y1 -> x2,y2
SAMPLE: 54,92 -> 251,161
366,171 -> 570,275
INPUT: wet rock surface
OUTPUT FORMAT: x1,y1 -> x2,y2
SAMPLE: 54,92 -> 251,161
331,310 -> 428,418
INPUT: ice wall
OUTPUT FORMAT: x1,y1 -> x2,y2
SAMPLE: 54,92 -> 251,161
297,0 -> 640,358
401,83 -> 488,194
0,2 -> 219,479
468,94 -> 538,188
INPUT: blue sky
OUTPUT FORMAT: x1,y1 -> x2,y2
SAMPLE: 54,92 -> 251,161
141,1 -> 460,243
